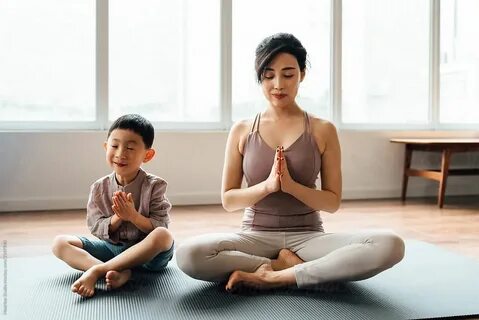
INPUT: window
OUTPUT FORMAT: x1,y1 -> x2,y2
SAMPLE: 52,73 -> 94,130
109,0 -> 220,122
232,0 -> 331,121
342,0 -> 430,124
0,0 -> 95,122
440,0 -> 479,124
1,1 -> 477,130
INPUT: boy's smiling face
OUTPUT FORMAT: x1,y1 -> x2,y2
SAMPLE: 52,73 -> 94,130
104,129 -> 155,185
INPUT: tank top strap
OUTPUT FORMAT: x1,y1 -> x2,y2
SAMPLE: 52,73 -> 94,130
250,112 -> 261,133
304,111 -> 311,133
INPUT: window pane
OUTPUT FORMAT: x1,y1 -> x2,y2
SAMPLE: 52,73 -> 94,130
440,0 -> 479,124
342,0 -> 429,124
0,0 -> 95,121
232,0 -> 331,121
109,0 -> 220,122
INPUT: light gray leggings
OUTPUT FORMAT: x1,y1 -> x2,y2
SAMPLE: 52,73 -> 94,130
175,229 -> 405,288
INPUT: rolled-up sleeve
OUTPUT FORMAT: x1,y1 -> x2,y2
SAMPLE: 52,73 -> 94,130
148,180 -> 172,229
86,183 -> 116,241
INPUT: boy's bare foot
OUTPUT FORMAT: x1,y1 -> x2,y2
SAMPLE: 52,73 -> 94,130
105,269 -> 132,290
226,264 -> 287,292
71,265 -> 104,297
271,249 -> 304,271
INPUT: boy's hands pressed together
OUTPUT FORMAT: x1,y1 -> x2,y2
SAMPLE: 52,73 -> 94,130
111,191 -> 154,233
112,191 -> 138,222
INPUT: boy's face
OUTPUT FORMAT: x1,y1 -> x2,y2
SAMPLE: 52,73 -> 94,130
104,129 -> 155,181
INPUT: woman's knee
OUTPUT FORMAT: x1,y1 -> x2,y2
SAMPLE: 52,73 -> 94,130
175,240 -> 200,276
176,238 -> 214,280
389,233 -> 405,266
375,231 -> 405,268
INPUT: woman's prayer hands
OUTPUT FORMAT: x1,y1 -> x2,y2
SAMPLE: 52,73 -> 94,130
265,146 -> 294,194
278,147 -> 294,193
265,147 -> 282,193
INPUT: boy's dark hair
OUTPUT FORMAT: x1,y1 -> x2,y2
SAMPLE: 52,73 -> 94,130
108,114 -> 154,149
255,33 -> 309,83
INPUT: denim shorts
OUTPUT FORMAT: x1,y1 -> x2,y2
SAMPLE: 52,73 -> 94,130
78,236 -> 174,272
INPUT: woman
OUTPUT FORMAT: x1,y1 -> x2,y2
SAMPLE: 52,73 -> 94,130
176,33 -> 404,291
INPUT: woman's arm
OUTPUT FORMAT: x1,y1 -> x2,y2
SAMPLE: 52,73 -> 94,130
221,121 -> 280,212
281,120 -> 342,213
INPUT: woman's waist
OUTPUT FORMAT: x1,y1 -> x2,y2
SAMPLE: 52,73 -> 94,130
242,207 -> 323,232
251,193 -> 316,215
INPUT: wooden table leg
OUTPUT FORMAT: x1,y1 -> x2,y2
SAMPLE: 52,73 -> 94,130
401,145 -> 413,202
438,149 -> 451,208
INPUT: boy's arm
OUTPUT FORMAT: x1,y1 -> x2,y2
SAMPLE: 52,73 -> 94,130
148,180 -> 171,229
112,192 -> 154,233
130,213 -> 155,233
112,179 -> 170,233
87,183 -> 120,242
109,214 -> 123,233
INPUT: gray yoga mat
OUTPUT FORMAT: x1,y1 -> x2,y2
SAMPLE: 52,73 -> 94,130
2,240 -> 479,320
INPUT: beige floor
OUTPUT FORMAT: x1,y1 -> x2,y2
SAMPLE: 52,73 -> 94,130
1,196 -> 478,260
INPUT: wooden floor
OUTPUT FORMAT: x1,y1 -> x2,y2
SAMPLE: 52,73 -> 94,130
1,196 -> 478,260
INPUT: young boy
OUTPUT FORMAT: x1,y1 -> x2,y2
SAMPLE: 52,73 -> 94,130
52,114 -> 174,298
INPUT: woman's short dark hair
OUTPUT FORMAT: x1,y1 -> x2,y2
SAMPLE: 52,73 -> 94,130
108,114 -> 154,149
255,33 -> 308,83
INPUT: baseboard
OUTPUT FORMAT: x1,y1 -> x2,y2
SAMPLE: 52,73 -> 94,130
0,197 -> 87,213
0,192 -> 222,212
1,187 -> 477,213
342,183 -> 479,200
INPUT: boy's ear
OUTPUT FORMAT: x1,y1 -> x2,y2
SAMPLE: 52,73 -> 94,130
143,148 -> 156,163
103,141 -> 107,150
300,70 -> 305,82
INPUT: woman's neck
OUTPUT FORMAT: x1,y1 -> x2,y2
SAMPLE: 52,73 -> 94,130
264,103 -> 302,121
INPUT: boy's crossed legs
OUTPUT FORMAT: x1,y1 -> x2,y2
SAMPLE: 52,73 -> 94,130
52,227 -> 173,297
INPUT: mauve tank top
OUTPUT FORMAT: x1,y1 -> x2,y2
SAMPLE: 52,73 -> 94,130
242,111 -> 324,232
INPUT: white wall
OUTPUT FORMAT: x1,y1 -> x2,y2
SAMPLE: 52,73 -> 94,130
0,130 -> 478,212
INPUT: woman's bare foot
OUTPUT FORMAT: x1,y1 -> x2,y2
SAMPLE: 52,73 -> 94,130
71,265 -> 104,297
271,249 -> 304,271
105,269 -> 132,290
225,264 -> 292,292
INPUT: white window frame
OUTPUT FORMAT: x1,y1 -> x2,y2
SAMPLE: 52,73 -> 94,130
1,0 -> 477,131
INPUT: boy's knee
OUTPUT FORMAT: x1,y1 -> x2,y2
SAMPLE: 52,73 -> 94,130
51,235 -> 71,258
150,227 -> 173,251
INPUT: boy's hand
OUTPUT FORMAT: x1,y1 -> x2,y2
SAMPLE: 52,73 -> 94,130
111,191 -> 138,222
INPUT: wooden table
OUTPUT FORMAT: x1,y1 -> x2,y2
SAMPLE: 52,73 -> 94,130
390,138 -> 479,208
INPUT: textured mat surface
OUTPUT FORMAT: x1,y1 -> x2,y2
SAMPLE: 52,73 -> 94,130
1,240 -> 479,320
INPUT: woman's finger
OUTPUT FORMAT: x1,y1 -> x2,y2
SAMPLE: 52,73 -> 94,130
277,146 -> 283,174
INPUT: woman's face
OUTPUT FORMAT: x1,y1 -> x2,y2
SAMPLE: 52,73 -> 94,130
261,52 -> 305,109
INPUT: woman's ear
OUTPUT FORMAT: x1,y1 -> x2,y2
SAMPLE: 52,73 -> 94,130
300,70 -> 306,82
143,148 -> 156,163
103,141 -> 108,150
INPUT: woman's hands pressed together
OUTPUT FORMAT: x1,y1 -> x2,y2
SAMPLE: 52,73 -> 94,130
277,146 -> 295,194
265,146 -> 296,195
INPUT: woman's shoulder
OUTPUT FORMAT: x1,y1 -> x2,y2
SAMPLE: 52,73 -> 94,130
229,118 -> 255,138
308,115 -> 337,135
307,114 -> 339,153
231,118 -> 255,131
229,118 -> 256,155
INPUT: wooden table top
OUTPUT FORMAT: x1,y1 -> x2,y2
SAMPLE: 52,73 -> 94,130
390,138 -> 479,144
